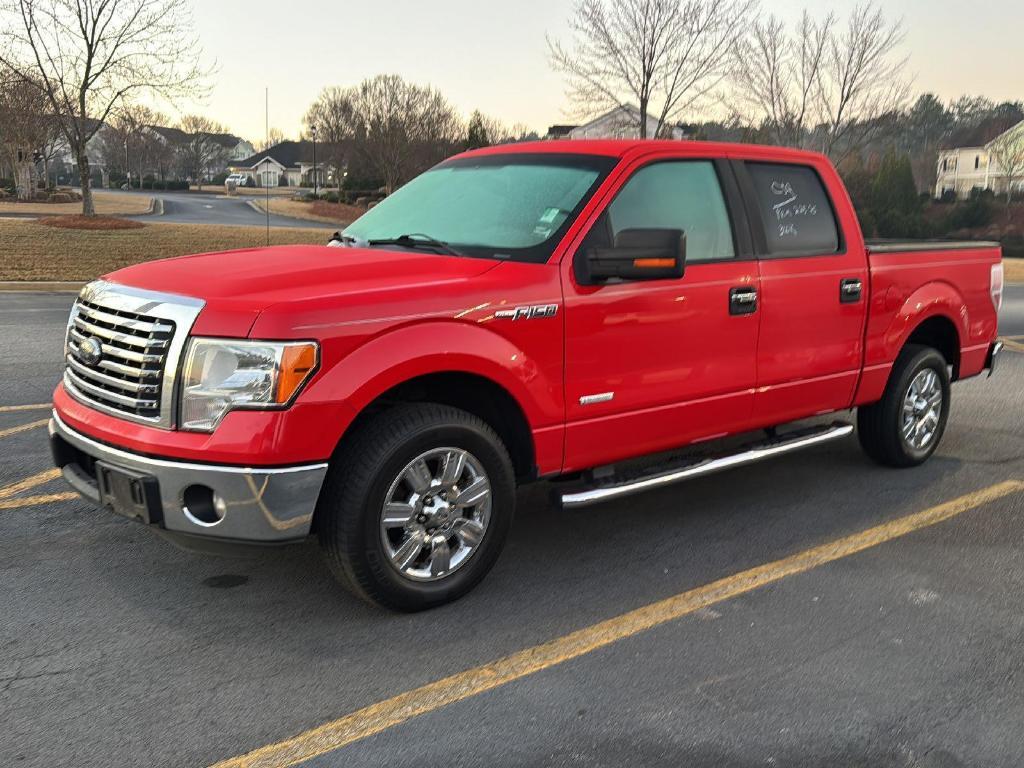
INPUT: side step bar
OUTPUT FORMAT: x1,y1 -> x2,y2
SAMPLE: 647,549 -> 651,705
560,421 -> 854,510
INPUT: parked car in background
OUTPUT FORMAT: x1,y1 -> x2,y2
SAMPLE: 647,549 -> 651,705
50,140 -> 1004,611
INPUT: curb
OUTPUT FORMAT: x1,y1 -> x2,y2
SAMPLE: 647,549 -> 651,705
0,281 -> 84,292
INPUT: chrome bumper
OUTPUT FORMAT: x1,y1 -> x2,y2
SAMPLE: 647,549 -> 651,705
987,340 -> 1004,378
49,412 -> 327,544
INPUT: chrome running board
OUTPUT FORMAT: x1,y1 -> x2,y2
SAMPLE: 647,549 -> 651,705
560,422 -> 854,510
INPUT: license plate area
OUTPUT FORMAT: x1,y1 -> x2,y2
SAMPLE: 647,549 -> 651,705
95,461 -> 162,525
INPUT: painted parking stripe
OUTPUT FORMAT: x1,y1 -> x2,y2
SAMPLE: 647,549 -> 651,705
0,418 -> 49,440
209,479 -> 1024,768
0,403 -> 50,413
0,468 -> 62,499
0,492 -> 77,510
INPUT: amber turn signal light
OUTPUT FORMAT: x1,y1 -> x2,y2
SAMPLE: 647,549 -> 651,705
275,343 -> 318,403
632,258 -> 677,269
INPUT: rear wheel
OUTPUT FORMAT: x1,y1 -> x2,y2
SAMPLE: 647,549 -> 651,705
316,403 -> 515,611
857,344 -> 951,467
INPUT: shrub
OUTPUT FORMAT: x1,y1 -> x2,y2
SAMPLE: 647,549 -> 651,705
212,172 -> 229,185
946,196 -> 994,231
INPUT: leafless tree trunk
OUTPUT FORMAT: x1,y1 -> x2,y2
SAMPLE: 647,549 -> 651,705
0,0 -> 208,215
548,0 -> 756,138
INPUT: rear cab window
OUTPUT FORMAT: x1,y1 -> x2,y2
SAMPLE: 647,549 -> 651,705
744,162 -> 841,257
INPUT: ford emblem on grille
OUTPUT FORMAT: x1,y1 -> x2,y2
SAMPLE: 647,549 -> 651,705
78,336 -> 103,366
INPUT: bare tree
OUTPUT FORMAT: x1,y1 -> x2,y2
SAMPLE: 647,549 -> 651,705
255,127 -> 286,152
730,3 -> 907,161
817,4 -> 909,161
0,69 -> 59,199
176,114 -> 228,190
988,123 -> 1024,205
731,11 -> 832,147
549,0 -> 756,138
0,0 -> 207,215
304,86 -> 357,193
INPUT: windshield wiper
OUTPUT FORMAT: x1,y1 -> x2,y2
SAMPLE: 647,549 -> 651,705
366,233 -> 466,258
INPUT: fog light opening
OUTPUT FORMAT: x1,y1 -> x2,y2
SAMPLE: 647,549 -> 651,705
182,485 -> 225,527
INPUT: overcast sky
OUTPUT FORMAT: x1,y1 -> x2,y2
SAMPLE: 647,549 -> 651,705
160,0 -> 1023,142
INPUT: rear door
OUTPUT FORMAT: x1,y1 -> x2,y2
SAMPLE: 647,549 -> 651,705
560,154 -> 761,472
735,158 -> 868,422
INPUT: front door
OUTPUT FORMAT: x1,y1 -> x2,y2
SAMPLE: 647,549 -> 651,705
561,157 -> 760,472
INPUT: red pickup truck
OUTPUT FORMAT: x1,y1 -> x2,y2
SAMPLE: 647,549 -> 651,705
50,140 -> 1005,610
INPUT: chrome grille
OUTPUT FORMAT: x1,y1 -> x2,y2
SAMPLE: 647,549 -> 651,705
62,280 -> 205,428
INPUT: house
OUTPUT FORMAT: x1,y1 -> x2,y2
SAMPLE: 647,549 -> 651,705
935,118 -> 1024,199
147,125 -> 254,177
546,105 -> 688,141
228,140 -> 333,187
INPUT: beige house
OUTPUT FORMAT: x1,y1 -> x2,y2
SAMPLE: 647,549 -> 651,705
228,140 -> 332,188
935,119 -> 1024,199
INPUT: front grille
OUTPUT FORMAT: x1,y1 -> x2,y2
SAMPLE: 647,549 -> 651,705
64,298 -> 176,422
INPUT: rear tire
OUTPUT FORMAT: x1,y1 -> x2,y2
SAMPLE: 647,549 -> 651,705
316,403 -> 515,611
857,344 -> 950,468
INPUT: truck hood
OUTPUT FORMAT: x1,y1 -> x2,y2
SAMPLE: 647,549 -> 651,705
104,244 -> 501,335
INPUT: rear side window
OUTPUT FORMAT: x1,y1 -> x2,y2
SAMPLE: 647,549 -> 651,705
746,163 -> 840,256
602,161 -> 735,262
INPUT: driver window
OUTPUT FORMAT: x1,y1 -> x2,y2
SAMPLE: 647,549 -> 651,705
586,161 -> 735,263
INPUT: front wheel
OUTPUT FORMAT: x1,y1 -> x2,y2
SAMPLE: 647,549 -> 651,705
316,404 -> 515,611
857,344 -> 951,468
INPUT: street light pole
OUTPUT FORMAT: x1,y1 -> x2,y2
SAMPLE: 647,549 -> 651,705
311,125 -> 318,198
124,139 -> 130,189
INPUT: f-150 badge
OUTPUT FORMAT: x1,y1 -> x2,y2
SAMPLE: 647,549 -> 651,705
494,304 -> 558,321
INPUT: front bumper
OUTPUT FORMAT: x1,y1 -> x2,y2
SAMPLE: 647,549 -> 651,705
49,412 -> 328,546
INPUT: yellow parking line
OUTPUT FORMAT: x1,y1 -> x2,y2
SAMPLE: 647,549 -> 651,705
0,418 -> 49,440
1001,338 -> 1024,353
210,479 -> 1024,768
0,492 -> 77,510
0,403 -> 50,413
0,468 -> 61,500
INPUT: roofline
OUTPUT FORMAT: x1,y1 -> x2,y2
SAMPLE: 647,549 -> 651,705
453,139 -> 830,164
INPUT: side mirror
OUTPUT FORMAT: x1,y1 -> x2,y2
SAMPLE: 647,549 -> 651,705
581,228 -> 686,284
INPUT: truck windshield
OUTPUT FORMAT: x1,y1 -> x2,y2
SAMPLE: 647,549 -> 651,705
342,153 -> 617,263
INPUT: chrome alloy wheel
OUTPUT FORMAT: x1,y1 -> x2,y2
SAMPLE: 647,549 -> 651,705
901,368 -> 943,451
380,447 -> 491,582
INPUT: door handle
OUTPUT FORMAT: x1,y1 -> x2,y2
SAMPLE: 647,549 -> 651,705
840,278 -> 863,303
729,287 -> 758,315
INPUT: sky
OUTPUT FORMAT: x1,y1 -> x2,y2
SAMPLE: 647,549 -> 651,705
154,0 -> 1024,142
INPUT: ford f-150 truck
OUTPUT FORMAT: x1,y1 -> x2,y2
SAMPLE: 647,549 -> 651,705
50,140 -> 1005,610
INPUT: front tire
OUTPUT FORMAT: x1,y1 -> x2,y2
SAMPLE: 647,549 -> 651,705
316,404 -> 515,611
857,344 -> 951,468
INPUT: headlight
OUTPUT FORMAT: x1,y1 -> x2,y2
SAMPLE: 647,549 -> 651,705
180,338 -> 318,432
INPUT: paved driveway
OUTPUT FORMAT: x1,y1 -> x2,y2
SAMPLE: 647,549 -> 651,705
0,286 -> 1022,768
111,188 -> 336,229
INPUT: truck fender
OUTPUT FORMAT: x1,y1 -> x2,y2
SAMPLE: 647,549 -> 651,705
302,320 -> 562,460
855,281 -> 966,406
881,280 -> 966,363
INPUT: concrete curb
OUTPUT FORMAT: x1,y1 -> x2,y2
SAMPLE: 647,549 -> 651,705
0,281 -> 84,292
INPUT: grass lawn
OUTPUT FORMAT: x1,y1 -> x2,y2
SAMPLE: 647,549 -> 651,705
1005,258 -> 1024,284
0,219 -> 329,281
0,191 -> 153,216
250,197 -> 363,226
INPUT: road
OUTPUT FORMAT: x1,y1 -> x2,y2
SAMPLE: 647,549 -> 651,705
0,287 -> 1022,768
113,188 -> 336,229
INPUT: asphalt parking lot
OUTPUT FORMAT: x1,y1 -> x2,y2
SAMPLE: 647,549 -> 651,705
1,287 -> 1023,768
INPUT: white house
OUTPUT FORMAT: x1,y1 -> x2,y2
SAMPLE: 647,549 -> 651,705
547,105 -> 688,141
228,140 -> 332,187
935,119 -> 1024,199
